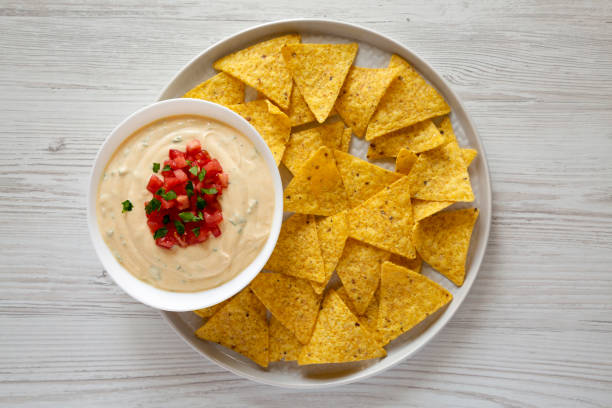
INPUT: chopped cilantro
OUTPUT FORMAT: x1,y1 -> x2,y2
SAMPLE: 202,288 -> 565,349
121,200 -> 133,213
189,165 -> 199,176
198,169 -> 206,182
179,212 -> 202,223
145,198 -> 161,214
185,181 -> 194,197
161,190 -> 176,200
192,227 -> 200,237
196,196 -> 207,210
201,187 -> 218,195
162,164 -> 172,172
174,220 -> 185,235
162,214 -> 170,224
153,227 -> 167,239
186,160 -> 192,166
152,163 -> 160,173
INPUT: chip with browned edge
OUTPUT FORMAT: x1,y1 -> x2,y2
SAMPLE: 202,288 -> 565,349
367,120 -> 445,159
265,214 -> 325,283
395,148 -> 418,175
378,261 -> 452,344
311,211 -> 349,294
298,289 -> 386,365
336,238 -> 390,315
228,99 -> 291,165
348,177 -> 416,259
183,72 -> 245,106
193,297 -> 232,319
282,121 -> 345,175
269,316 -> 302,362
335,66 -> 399,138
282,43 -> 358,123
284,146 -> 349,216
334,149 -> 402,208
195,287 -> 269,367
365,55 -> 450,140
214,34 -> 300,109
414,208 -> 479,286
251,272 -> 321,344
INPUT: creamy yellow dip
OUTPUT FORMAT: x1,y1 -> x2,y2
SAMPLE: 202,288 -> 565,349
97,115 -> 275,292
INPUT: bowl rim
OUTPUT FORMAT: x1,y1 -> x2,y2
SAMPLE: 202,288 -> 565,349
157,18 -> 492,388
87,98 -> 284,312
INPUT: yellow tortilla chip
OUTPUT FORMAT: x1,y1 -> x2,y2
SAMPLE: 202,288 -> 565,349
193,297 -> 232,319
378,262 -> 452,344
335,66 -> 399,138
412,199 -> 453,222
333,150 -> 403,208
284,146 -> 349,216
228,99 -> 291,165
336,238 -> 390,314
347,177 -> 416,258
265,213 -> 325,283
463,148 -> 477,166
395,148 -> 418,175
311,211 -> 349,294
269,316 -> 302,362
437,117 -> 478,167
183,72 -> 245,106
408,139 -> 474,202
214,34 -> 300,109
251,272 -> 321,344
195,287 -> 268,367
365,55 -> 450,140
282,121 -> 345,175
366,120 -> 445,159
282,43 -> 358,123
340,127 -> 352,152
414,208 -> 479,286
389,253 -> 423,273
286,83 -> 316,127
298,289 -> 386,365
336,286 -> 382,343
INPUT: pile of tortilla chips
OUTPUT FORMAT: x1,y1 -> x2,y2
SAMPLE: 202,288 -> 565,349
186,34 -> 480,368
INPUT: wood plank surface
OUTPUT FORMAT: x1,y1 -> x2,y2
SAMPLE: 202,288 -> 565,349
0,1 -> 611,406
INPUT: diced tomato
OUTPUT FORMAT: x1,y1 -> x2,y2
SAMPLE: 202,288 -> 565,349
156,236 -> 175,249
173,169 -> 188,183
173,155 -> 187,169
210,225 -> 221,237
186,140 -> 202,155
204,210 -> 223,226
160,198 -> 174,210
217,173 -> 229,188
147,220 -> 163,233
176,195 -> 189,210
146,175 -> 164,194
164,176 -> 181,189
169,149 -> 185,160
203,193 -> 217,203
161,160 -> 173,176
204,159 -> 223,176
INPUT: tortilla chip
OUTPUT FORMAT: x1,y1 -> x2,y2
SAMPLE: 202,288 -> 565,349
378,262 -> 452,344
395,148 -> 418,175
251,272 -> 321,344
265,213 -> 325,283
284,146 -> 349,216
282,43 -> 358,123
336,286 -> 382,342
365,55 -> 450,140
463,148 -> 477,166
413,208 -> 479,286
437,117 -> 478,167
214,34 -> 300,109
366,120 -> 445,159
412,199 -> 453,222
408,139 -> 474,202
336,238 -> 390,314
389,253 -> 423,273
193,297 -> 232,319
298,289 -> 386,365
310,211 -> 349,294
282,121 -> 345,175
195,287 -> 268,367
228,99 -> 291,165
335,66 -> 399,138
183,72 -> 245,106
334,150 -> 403,207
269,316 -> 302,362
347,177 -> 416,258
286,83 -> 316,127
340,127 -> 352,152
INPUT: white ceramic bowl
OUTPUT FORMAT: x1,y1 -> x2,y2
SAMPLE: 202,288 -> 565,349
157,19 -> 492,388
87,98 -> 284,311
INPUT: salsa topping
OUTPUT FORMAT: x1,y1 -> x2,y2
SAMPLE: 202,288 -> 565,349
143,139 -> 227,249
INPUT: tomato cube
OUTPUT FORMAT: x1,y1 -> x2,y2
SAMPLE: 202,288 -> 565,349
217,173 -> 229,188
176,195 -> 189,210
173,155 -> 187,169
156,236 -> 175,249
173,169 -> 188,183
164,176 -> 181,189
204,159 -> 223,176
186,140 -> 202,155
169,149 -> 185,160
146,175 -> 164,194
160,198 -> 175,210
204,210 -> 223,226
210,225 -> 221,238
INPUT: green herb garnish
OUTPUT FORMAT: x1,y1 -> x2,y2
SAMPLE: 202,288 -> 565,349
201,187 -> 218,195
189,165 -> 199,177
192,227 -> 200,237
145,198 -> 161,214
174,220 -> 185,235
196,196 -> 207,210
179,212 -> 202,223
155,188 -> 177,201
162,164 -> 172,172
152,163 -> 160,173
121,200 -> 133,213
153,227 -> 167,239
185,181 -> 194,197
198,169 -> 206,182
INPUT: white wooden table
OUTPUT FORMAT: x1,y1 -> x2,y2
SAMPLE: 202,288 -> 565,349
1,1 -> 611,406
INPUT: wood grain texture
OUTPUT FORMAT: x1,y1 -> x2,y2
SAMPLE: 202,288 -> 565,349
1,0 -> 611,406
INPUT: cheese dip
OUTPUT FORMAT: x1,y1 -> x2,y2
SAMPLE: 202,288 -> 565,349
96,115 -> 275,292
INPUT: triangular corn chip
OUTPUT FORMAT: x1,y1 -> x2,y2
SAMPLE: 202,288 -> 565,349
286,83 -> 316,126
412,199 -> 454,222
414,208 -> 479,286
282,43 -> 358,123
395,148 -> 418,175
366,120 -> 445,159
336,286 -> 382,344
183,72 -> 245,106
336,238 -> 390,314
269,316 -> 302,362
282,121 -> 345,175
437,117 -> 478,167
298,289 -> 386,365
340,127 -> 352,152
462,148 -> 477,166
284,146 -> 349,216
214,34 -> 300,109
311,211 -> 349,294
265,214 -> 325,283
193,297 -> 232,319
251,272 -> 321,344
365,55 -> 450,140
195,287 -> 268,367
335,66 -> 399,137
389,253 -> 423,274
334,149 -> 403,208
347,177 -> 416,258
228,99 -> 291,165
378,262 -> 452,344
